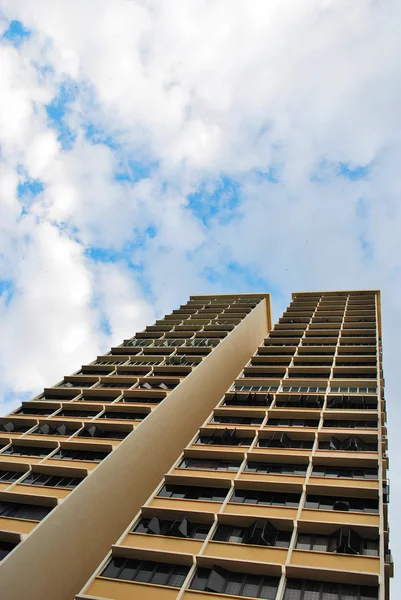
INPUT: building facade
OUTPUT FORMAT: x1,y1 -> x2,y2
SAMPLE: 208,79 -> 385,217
0,293 -> 272,599
0,291 -> 392,600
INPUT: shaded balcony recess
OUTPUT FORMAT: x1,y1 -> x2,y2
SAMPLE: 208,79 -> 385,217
318,436 -> 377,452
296,527 -> 379,556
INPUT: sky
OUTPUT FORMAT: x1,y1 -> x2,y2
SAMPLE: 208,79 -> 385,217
0,0 -> 400,592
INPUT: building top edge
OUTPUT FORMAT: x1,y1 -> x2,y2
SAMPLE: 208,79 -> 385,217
292,289 -> 381,298
190,292 -> 271,299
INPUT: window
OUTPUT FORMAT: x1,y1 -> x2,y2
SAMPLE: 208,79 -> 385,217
79,394 -> 119,403
0,470 -> 24,483
0,421 -> 34,433
14,407 -> 56,416
275,395 -> 324,409
101,557 -> 189,588
267,419 -> 319,428
283,578 -> 378,600
39,393 -> 78,402
157,484 -> 228,502
296,529 -> 379,556
126,339 -> 153,347
58,380 -> 95,388
52,448 -> 110,462
0,501 -> 53,521
318,437 -> 377,452
59,409 -> 100,418
133,516 -> 210,540
304,494 -> 378,514
258,434 -> 313,450
95,358 -> 127,365
330,386 -> 377,394
21,472 -> 84,489
32,423 -> 79,436
196,431 -> 254,446
224,392 -> 274,406
245,462 -> 307,476
213,521 -> 291,548
282,386 -> 326,393
311,466 -> 377,480
179,458 -> 242,471
0,540 -> 19,560
78,425 -> 129,440
188,338 -> 218,347
139,381 -> 173,390
323,420 -> 377,429
190,566 -> 279,599
98,382 -> 135,389
230,488 -> 300,507
1,445 -> 52,457
231,386 -> 278,394
100,411 -> 148,421
120,395 -> 163,405
211,415 -> 263,425
327,396 -> 377,410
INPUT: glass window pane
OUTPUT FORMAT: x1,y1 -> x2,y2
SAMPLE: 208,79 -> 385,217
260,580 -> 279,600
242,574 -> 260,597
101,557 -> 125,579
168,566 -> 188,588
134,561 -> 154,583
151,564 -> 171,586
224,572 -> 242,595
190,568 -> 209,591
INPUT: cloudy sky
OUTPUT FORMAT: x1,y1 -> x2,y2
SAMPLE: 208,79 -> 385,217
0,0 -> 400,591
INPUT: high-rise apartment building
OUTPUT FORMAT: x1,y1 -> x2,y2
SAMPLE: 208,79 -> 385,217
0,291 -> 391,600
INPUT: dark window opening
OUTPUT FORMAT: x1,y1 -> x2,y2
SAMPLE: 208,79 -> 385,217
52,448 -> 110,462
190,566 -> 279,599
213,520 -> 291,548
0,501 -> 53,521
318,437 -> 377,452
133,516 -> 210,540
296,528 -> 379,556
101,557 -> 189,588
258,433 -> 313,450
245,462 -> 307,475
21,472 -> 84,489
157,484 -> 227,502
283,578 -> 378,600
230,488 -> 300,508
305,494 -> 378,514
179,458 -> 241,471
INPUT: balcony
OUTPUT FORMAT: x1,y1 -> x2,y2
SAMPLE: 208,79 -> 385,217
290,550 -> 379,575
85,578 -> 180,600
11,484 -> 71,500
203,540 -> 287,565
223,392 -> 274,407
120,531 -> 204,555
224,502 -> 298,520
26,421 -> 81,441
0,515 -> 39,535
308,476 -> 379,492
275,393 -> 324,409
287,367 -> 331,379
12,403 -> 59,417
250,356 -> 292,367
0,419 -> 37,436
243,367 -> 287,379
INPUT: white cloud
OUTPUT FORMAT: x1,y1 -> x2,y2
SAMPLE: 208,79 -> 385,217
0,0 -> 400,590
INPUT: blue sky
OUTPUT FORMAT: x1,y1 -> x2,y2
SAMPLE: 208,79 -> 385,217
0,3 -> 400,593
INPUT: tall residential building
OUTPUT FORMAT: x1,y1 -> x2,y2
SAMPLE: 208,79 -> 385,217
0,293 -> 272,599
0,292 -> 391,600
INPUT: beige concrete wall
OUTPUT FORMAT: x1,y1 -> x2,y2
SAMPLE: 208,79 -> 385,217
0,298 -> 270,600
